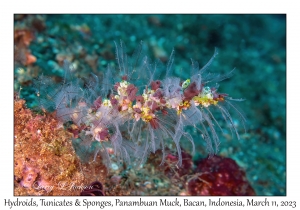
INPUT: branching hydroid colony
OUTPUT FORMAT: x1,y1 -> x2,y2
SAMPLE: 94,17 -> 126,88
34,41 -> 246,168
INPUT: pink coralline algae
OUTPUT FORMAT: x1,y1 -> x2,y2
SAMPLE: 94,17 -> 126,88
187,155 -> 255,196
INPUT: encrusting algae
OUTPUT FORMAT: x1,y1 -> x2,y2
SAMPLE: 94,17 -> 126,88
14,97 -> 107,195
